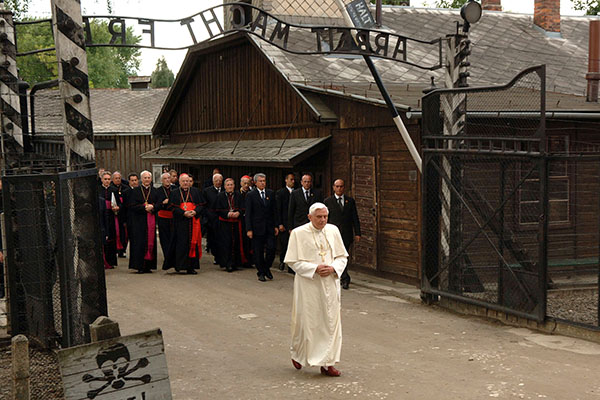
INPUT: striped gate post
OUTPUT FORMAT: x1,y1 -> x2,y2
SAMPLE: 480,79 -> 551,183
0,3 -> 23,153
51,0 -> 95,169
440,31 -> 471,292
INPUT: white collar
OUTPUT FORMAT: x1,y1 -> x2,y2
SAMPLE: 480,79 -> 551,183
287,186 -> 293,193
335,194 -> 344,200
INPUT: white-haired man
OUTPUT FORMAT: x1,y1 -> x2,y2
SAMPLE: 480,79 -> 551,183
126,170 -> 158,273
284,202 -> 348,377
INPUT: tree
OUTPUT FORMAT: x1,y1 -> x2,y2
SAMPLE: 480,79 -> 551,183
150,57 -> 175,88
571,0 -> 600,15
16,18 -> 141,87
435,0 -> 468,8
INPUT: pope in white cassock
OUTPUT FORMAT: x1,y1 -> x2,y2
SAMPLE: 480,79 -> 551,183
284,202 -> 349,377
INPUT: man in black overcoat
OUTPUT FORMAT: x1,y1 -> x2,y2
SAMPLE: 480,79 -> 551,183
215,178 -> 246,272
276,172 -> 295,271
239,175 -> 253,268
288,173 -> 323,230
323,179 -> 361,289
99,171 -> 119,268
245,173 -> 279,282
127,171 -> 159,274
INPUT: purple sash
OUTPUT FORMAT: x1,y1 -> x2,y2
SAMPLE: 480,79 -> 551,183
145,212 -> 156,261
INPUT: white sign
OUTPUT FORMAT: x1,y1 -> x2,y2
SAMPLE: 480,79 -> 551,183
57,329 -> 172,400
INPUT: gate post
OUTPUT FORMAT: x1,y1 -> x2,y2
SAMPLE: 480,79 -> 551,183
50,0 -> 95,170
441,27 -> 471,293
0,2 -> 23,168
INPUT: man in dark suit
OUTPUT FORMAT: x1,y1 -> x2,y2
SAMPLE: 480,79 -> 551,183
288,173 -> 323,230
324,179 -> 361,290
202,173 -> 223,264
275,173 -> 295,271
245,173 -> 279,282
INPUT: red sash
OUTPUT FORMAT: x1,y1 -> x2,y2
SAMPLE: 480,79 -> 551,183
218,216 -> 248,264
158,210 -> 173,219
145,212 -> 156,261
180,202 -> 202,258
105,199 -> 122,249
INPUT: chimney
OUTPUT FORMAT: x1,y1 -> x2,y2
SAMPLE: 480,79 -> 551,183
482,0 -> 502,11
128,76 -> 152,90
534,0 -> 560,34
587,21 -> 600,102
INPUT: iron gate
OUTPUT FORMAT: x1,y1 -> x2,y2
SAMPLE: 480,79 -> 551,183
421,66 -> 548,322
3,168 -> 107,348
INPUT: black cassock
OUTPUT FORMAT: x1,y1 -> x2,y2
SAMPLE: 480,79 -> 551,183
166,187 -> 205,272
99,185 -> 119,268
155,184 -> 176,269
215,191 -> 247,271
126,185 -> 158,272
110,182 -> 130,256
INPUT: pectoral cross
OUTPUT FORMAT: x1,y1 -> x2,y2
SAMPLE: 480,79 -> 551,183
318,244 -> 327,262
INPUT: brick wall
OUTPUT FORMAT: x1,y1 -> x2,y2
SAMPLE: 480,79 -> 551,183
482,0 -> 502,11
534,0 -> 561,33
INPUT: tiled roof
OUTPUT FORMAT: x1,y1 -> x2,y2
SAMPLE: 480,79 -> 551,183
34,88 -> 169,134
252,6 -> 600,110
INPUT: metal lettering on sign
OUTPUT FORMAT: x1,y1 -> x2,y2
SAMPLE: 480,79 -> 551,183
17,4 -> 443,70
346,0 -> 376,29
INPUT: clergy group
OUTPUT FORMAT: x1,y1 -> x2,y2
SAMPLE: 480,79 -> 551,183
98,169 -> 361,287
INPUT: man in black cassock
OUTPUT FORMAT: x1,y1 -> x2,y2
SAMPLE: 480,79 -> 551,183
111,171 -> 130,258
155,172 -> 176,269
167,174 -> 205,274
202,172 -> 223,264
127,171 -> 158,274
215,178 -> 247,272
239,175 -> 253,268
99,171 -> 119,269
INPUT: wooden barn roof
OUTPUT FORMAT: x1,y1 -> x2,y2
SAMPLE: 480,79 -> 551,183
140,137 -> 332,167
253,6 -> 600,111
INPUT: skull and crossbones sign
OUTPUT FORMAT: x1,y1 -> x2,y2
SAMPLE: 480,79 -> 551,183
81,343 -> 152,399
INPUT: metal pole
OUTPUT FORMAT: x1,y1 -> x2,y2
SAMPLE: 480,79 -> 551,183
334,0 -> 422,173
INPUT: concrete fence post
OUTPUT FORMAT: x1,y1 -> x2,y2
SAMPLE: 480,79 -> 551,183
89,316 -> 120,342
11,334 -> 29,400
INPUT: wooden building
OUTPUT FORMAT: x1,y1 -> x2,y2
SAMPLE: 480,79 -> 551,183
144,3 -> 600,285
33,85 -> 168,178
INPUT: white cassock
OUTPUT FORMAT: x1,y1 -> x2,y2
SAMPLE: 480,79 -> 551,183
284,222 -> 348,367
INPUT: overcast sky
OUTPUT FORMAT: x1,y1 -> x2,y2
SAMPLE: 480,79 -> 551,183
28,0 -> 585,76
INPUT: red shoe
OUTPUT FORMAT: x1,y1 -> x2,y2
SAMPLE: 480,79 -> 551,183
292,359 -> 302,370
320,366 -> 341,377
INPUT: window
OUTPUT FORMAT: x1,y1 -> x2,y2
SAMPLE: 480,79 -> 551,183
519,136 -> 570,225
94,139 -> 116,150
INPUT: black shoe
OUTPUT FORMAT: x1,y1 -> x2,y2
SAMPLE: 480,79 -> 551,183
118,254 -> 126,258
145,269 -> 153,274
226,265 -> 234,273
187,269 -> 198,275
258,274 -> 266,282
342,281 -> 349,290
266,271 -> 273,280
287,267 -> 295,275
135,270 -> 144,274
278,262 -> 285,271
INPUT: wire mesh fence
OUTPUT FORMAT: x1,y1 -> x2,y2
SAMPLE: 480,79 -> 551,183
3,168 -> 107,349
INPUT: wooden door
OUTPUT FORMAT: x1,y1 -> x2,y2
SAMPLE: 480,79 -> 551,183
352,155 -> 377,270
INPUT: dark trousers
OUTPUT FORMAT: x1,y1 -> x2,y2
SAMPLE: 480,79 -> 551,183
278,230 -> 290,264
341,239 -> 353,285
252,233 -> 276,276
